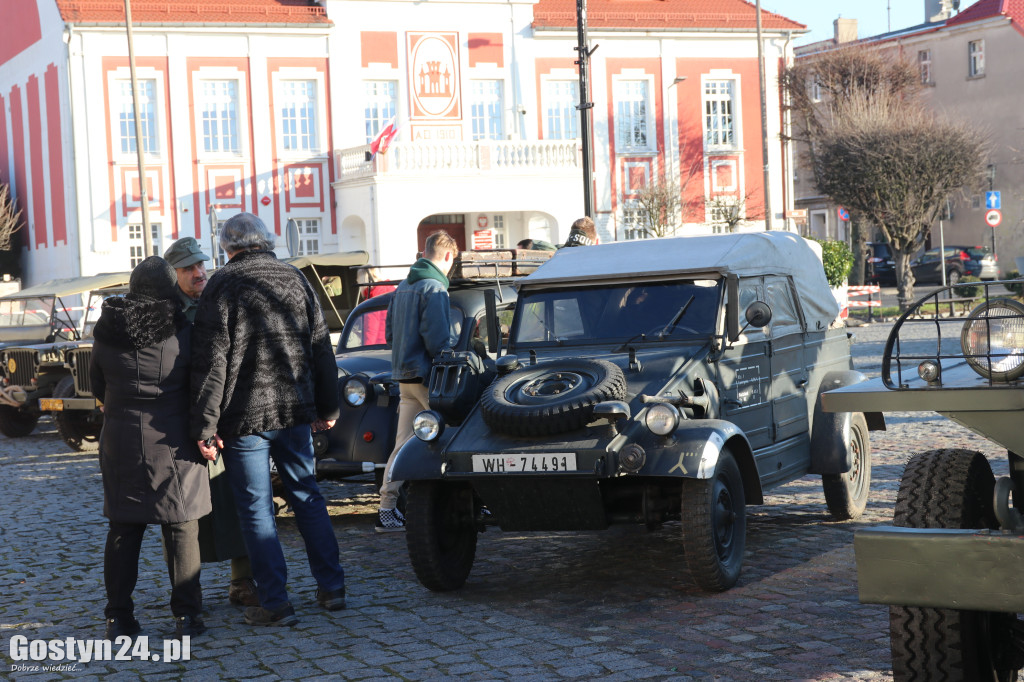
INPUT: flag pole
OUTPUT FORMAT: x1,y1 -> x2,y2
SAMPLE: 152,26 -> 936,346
124,0 -> 153,257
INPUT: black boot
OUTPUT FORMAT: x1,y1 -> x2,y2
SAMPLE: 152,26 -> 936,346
173,615 -> 207,638
104,615 -> 141,640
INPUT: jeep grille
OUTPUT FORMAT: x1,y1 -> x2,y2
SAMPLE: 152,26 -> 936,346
3,349 -> 39,386
70,348 -> 93,396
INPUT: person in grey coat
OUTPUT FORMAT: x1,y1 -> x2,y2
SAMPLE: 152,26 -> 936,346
91,256 -> 212,640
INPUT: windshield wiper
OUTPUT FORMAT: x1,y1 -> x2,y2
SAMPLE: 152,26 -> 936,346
657,295 -> 695,340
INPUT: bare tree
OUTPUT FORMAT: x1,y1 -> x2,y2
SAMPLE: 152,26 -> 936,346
814,93 -> 987,307
705,191 -> 761,233
0,183 -> 22,252
629,159 -> 703,239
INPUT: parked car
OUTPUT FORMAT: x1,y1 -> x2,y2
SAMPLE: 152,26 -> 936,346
390,232 -> 876,593
822,282 -> 1024,681
865,241 -> 896,285
910,245 -> 982,285
315,250 -> 551,488
969,245 -> 999,280
0,272 -> 131,442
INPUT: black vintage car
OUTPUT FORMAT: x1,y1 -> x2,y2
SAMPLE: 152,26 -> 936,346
315,251 -> 548,488
390,232 -> 876,593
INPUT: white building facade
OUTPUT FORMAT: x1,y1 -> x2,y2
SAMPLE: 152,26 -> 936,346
0,0 -> 804,285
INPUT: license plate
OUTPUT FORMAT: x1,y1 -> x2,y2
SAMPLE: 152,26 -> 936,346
471,453 -> 577,473
39,398 -> 64,411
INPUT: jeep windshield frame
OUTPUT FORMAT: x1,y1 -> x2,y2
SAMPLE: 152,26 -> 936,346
509,278 -> 722,350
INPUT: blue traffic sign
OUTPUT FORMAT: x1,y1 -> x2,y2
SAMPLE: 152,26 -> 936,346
986,191 -> 1001,210
837,206 -> 850,221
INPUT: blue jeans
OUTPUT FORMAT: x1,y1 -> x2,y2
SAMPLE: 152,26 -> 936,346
222,425 -> 345,609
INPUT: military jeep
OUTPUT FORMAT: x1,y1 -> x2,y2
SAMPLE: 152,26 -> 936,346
391,232 -> 876,593
822,282 -> 1024,681
0,272 -> 131,443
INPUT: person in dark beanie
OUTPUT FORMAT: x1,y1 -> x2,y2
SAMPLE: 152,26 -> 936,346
91,256 -> 211,640
563,216 -> 598,247
164,236 -> 258,609
190,212 -> 345,627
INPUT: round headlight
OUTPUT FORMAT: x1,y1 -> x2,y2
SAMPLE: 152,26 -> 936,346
961,299 -> 1024,382
413,410 -> 444,442
918,360 -> 941,384
343,377 -> 368,406
645,403 -> 680,436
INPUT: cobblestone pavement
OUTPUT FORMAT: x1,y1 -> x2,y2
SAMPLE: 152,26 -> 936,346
1,320 -> 1009,680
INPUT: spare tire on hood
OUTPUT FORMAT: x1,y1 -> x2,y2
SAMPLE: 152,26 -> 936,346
480,358 -> 627,436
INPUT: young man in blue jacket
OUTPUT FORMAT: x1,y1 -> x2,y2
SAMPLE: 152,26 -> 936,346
377,230 -> 458,531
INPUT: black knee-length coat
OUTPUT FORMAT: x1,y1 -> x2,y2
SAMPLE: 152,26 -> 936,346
90,295 -> 212,525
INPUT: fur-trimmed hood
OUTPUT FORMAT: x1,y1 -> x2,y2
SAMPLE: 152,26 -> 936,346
93,295 -> 187,350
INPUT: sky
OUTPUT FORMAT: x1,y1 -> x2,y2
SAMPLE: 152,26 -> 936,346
760,0 -> 982,44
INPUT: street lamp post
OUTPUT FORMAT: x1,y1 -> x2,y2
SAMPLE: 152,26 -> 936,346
574,0 -> 597,219
987,163 -> 997,259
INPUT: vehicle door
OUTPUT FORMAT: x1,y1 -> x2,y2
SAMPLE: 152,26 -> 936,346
718,276 -> 773,450
764,276 -> 809,445
911,249 -> 943,283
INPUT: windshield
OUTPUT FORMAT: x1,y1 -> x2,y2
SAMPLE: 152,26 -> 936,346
339,303 -> 465,351
512,279 -> 721,347
0,297 -> 54,327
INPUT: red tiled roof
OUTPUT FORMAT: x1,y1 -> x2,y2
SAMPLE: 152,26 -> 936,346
532,0 -> 806,31
55,0 -> 331,25
945,0 -> 1024,28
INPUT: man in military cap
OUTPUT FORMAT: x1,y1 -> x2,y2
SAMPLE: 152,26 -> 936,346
163,237 -> 210,323
163,235 -> 259,607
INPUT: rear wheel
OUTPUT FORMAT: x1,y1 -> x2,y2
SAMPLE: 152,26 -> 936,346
406,481 -> 478,592
947,269 -> 962,285
0,404 -> 38,438
680,450 -> 746,592
890,448 -> 1022,681
53,376 -> 100,451
822,413 -> 871,520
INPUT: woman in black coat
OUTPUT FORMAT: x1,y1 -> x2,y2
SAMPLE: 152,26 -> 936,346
91,256 -> 212,640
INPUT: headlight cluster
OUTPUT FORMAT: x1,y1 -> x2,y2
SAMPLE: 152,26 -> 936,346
961,299 -> 1024,382
343,376 -> 371,406
644,403 -> 680,436
413,410 -> 444,441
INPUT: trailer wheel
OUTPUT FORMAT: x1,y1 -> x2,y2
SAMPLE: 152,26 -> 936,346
53,376 -> 100,451
890,448 -> 1022,681
822,412 -> 871,520
406,481 -> 477,592
0,404 -> 38,438
680,449 -> 746,592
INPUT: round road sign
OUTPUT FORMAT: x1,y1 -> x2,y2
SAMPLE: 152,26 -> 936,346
985,209 -> 1002,227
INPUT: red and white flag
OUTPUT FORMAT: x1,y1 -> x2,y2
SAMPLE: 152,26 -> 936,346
369,117 -> 401,158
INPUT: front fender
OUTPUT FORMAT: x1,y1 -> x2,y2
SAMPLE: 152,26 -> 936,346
389,428 -> 455,482
810,370 -> 873,475
639,418 -> 761,504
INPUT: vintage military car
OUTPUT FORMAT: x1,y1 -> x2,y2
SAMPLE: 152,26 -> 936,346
391,231 -> 876,592
822,282 -> 1024,681
316,250 -> 549,487
0,272 -> 131,443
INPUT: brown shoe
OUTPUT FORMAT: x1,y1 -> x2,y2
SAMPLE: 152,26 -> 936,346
229,578 -> 259,607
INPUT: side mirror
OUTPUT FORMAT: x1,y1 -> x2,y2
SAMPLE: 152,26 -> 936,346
745,301 -> 772,329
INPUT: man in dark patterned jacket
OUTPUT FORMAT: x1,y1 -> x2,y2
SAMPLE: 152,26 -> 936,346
189,212 -> 345,627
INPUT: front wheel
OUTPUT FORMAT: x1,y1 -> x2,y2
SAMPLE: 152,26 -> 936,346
947,269 -> 962,285
53,376 -> 100,451
822,413 -> 871,520
680,449 -> 746,592
0,404 -> 39,438
406,481 -> 478,592
889,449 -> 1022,681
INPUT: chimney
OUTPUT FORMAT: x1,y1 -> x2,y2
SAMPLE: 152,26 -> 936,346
834,17 -> 858,44
926,0 -> 955,23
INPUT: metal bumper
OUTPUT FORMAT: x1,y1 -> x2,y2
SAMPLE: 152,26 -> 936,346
37,397 -> 98,412
855,527 -> 1024,613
